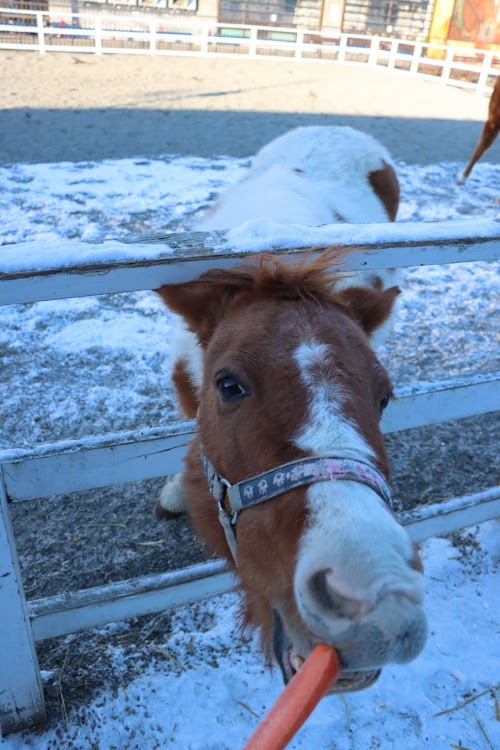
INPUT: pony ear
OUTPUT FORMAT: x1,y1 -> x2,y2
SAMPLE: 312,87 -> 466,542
155,277 -> 244,345
338,284 -> 401,336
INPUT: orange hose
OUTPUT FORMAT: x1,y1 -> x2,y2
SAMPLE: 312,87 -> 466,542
242,644 -> 341,750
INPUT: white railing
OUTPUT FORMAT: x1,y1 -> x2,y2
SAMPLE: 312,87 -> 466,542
1,222 -> 500,734
0,7 -> 498,94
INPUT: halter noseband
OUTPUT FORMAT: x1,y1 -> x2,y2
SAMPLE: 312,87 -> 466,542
201,453 -> 393,563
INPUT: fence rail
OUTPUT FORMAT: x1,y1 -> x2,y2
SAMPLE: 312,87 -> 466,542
0,221 -> 499,734
1,375 -> 498,502
0,7 -> 499,94
24,485 -> 500,643
2,219 -> 500,305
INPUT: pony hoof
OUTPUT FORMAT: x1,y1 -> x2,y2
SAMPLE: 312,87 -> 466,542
154,500 -> 183,521
155,474 -> 188,521
456,174 -> 466,185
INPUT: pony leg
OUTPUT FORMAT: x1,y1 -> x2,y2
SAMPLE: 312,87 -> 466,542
458,122 -> 500,183
155,473 -> 188,519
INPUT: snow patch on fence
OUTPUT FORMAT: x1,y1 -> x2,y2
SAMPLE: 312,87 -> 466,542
223,216 -> 500,253
0,238 -> 176,274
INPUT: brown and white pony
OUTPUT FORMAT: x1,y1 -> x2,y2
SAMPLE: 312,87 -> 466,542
155,249 -> 427,692
458,74 -> 500,184
197,125 -> 399,228
157,125 -> 401,517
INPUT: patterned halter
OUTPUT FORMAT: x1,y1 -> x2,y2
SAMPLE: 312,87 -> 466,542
201,452 -> 393,563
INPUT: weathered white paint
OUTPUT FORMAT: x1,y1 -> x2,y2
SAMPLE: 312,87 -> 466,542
400,486 -> 500,543
1,422 -> 195,503
1,220 -> 500,306
0,468 -> 46,735
381,375 -> 500,433
29,562 -> 234,642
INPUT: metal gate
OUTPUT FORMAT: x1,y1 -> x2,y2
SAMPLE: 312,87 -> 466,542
342,0 -> 435,40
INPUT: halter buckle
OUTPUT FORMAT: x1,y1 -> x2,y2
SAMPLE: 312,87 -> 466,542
217,500 -> 239,562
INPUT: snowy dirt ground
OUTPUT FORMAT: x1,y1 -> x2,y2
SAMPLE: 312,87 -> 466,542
0,155 -> 499,749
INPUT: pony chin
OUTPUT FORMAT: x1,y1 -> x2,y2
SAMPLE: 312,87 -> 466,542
271,609 -> 381,693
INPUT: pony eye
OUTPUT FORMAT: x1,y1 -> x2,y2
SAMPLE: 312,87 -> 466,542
217,376 -> 250,403
379,392 -> 393,413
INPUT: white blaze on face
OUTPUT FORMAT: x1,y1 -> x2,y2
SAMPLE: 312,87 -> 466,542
171,315 -> 204,391
293,341 -> 374,461
292,341 -> 424,655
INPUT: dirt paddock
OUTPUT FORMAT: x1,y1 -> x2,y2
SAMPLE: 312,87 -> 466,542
1,50 -> 499,165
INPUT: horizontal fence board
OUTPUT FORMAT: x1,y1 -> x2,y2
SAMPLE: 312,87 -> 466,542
1,422 -> 196,502
29,561 -> 235,642
381,376 -> 500,434
1,220 -> 500,306
2,377 -> 498,503
398,487 -> 500,543
27,487 -> 500,641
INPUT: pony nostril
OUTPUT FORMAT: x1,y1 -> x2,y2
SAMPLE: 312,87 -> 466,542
308,570 -> 367,620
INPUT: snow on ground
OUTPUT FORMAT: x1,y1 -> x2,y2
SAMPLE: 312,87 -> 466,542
0,157 -> 499,449
1,522 -> 499,750
0,155 -> 499,748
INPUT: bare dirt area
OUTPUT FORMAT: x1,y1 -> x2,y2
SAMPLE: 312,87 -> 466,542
1,50 -> 499,733
1,50 -> 499,165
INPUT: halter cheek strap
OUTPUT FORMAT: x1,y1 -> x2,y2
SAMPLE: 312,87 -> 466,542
201,453 -> 393,563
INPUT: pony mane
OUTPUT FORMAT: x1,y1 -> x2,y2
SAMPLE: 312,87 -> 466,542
198,247 -> 348,306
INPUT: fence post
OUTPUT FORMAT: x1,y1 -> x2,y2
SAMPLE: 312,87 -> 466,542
441,46 -> 454,85
149,19 -> 156,54
0,466 -> 46,735
388,38 -> 397,69
295,29 -> 304,59
94,16 -> 102,55
338,33 -> 346,63
476,51 -> 493,95
410,42 -> 422,75
249,26 -> 257,57
368,36 -> 379,67
36,12 -> 45,54
200,23 -> 209,54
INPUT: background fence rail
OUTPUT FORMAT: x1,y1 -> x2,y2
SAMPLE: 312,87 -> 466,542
0,7 -> 499,94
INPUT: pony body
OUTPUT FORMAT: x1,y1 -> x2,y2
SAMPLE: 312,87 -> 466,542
198,125 -> 399,229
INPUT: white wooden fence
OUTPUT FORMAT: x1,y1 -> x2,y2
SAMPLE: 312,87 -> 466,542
0,7 -> 499,95
1,220 -> 500,734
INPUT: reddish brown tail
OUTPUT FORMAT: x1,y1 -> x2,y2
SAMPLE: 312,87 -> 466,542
460,76 -> 500,183
461,121 -> 500,181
